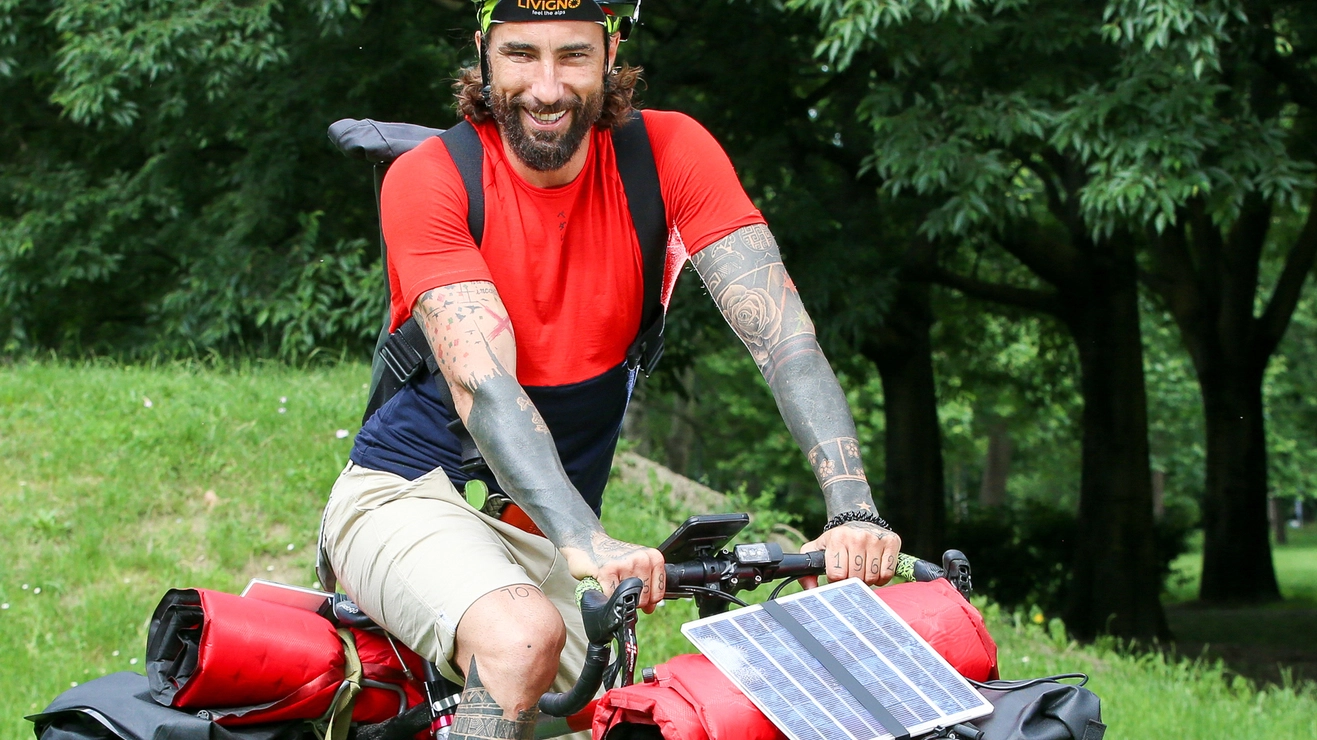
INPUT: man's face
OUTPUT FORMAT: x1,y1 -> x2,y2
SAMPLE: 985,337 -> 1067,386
484,21 -> 615,172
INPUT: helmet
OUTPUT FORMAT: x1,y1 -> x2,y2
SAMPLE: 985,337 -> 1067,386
474,0 -> 642,41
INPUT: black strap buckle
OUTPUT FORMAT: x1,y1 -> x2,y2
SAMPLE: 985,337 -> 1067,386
378,318 -> 429,385
626,316 -> 666,377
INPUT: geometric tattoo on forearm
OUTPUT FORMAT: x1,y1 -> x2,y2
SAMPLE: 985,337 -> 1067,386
808,437 -> 868,489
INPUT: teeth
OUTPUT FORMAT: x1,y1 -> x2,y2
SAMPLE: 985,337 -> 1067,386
530,110 -> 566,124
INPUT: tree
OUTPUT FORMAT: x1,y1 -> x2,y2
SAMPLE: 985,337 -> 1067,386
791,0 -> 1170,638
0,0 -> 469,358
1131,0 -> 1317,603
797,0 -> 1317,621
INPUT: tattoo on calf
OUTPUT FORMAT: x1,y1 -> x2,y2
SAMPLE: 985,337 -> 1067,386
450,658 -> 537,740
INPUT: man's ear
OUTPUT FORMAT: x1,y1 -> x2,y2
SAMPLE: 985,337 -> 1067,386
475,30 -> 486,85
608,32 -> 620,67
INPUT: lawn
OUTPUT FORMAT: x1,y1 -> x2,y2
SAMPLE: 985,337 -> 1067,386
2,362 -> 1314,740
1162,525 -> 1317,686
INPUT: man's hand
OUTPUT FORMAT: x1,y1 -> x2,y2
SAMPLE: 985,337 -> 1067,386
561,533 -> 666,613
800,522 -> 902,587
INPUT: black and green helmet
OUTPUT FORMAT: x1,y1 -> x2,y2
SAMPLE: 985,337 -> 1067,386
474,0 -> 642,41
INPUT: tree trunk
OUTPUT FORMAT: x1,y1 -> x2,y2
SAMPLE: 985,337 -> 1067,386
1197,368 -> 1282,602
1151,469 -> 1165,519
1060,246 -> 1170,641
664,366 -> 698,477
1144,195 -> 1313,604
863,281 -> 946,561
1268,496 -> 1288,546
979,421 -> 1011,507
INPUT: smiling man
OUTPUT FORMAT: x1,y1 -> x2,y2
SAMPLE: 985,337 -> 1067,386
319,1 -> 903,738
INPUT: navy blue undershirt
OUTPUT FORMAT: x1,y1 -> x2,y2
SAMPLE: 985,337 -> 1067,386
350,362 -> 633,515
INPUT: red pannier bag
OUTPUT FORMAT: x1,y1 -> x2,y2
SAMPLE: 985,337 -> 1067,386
349,628 -> 429,723
594,653 -> 784,740
146,588 -> 426,725
594,579 -> 998,740
875,578 -> 999,682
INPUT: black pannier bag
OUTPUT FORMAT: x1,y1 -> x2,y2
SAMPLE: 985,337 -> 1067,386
27,672 -> 308,740
968,674 -> 1105,740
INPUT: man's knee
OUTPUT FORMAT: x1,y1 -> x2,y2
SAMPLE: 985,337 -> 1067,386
455,585 -> 566,709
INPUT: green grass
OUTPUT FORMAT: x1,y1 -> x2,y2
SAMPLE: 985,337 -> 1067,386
1163,526 -> 1317,666
3,362 -> 1316,740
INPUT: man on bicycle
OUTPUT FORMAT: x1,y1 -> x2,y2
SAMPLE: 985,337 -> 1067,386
319,1 -> 902,737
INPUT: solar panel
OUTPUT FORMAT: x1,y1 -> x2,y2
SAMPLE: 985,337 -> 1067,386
682,579 -> 993,740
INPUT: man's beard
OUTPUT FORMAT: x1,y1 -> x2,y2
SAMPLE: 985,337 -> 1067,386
491,86 -> 604,172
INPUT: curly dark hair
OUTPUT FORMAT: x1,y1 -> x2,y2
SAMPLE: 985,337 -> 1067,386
453,63 -> 644,129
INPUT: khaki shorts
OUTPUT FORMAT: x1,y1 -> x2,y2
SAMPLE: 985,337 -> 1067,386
319,462 -> 590,704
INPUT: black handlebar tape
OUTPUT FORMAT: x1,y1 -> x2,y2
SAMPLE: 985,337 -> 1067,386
538,642 -> 611,717
771,550 -> 829,577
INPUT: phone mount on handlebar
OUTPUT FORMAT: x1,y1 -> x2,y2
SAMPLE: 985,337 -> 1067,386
657,513 -> 749,561
659,513 -> 752,619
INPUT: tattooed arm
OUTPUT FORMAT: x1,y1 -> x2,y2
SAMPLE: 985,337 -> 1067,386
414,282 -> 666,607
690,224 -> 902,585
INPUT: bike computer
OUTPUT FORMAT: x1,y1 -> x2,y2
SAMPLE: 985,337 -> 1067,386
658,513 -> 750,562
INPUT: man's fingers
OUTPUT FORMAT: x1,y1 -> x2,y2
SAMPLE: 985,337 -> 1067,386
827,543 -> 851,583
642,553 -> 665,612
600,548 -> 665,612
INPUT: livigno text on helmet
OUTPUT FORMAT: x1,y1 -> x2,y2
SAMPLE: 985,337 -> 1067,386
519,0 -> 583,12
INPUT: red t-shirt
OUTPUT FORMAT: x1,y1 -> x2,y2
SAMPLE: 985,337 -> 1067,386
380,110 -> 765,387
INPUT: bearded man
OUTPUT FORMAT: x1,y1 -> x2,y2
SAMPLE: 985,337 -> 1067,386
318,1 -> 903,738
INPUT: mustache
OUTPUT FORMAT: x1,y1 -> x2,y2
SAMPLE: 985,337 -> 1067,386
512,96 -> 582,115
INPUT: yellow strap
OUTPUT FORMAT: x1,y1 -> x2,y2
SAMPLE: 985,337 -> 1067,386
326,627 -> 364,740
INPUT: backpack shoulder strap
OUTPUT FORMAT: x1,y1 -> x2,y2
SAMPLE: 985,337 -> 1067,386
439,120 -> 485,248
361,120 -> 486,426
612,110 -> 669,375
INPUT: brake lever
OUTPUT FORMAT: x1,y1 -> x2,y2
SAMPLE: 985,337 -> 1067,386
539,576 -> 644,717
941,549 -> 973,600
579,577 -> 644,645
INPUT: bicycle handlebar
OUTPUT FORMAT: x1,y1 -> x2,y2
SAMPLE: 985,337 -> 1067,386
538,545 -> 972,717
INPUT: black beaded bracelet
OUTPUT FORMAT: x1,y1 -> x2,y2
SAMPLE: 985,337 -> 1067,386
823,510 -> 891,532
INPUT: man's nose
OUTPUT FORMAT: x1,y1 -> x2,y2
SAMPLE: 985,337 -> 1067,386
528,61 -> 566,106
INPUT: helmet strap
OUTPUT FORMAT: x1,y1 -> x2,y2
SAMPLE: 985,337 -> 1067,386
479,34 -> 493,106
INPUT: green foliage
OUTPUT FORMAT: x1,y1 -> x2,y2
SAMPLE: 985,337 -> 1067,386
1264,286 -> 1317,500
987,603 -> 1317,739
627,343 -> 885,529
795,0 -> 1316,239
932,294 -> 1084,508
946,499 -> 1195,615
0,0 -> 468,357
